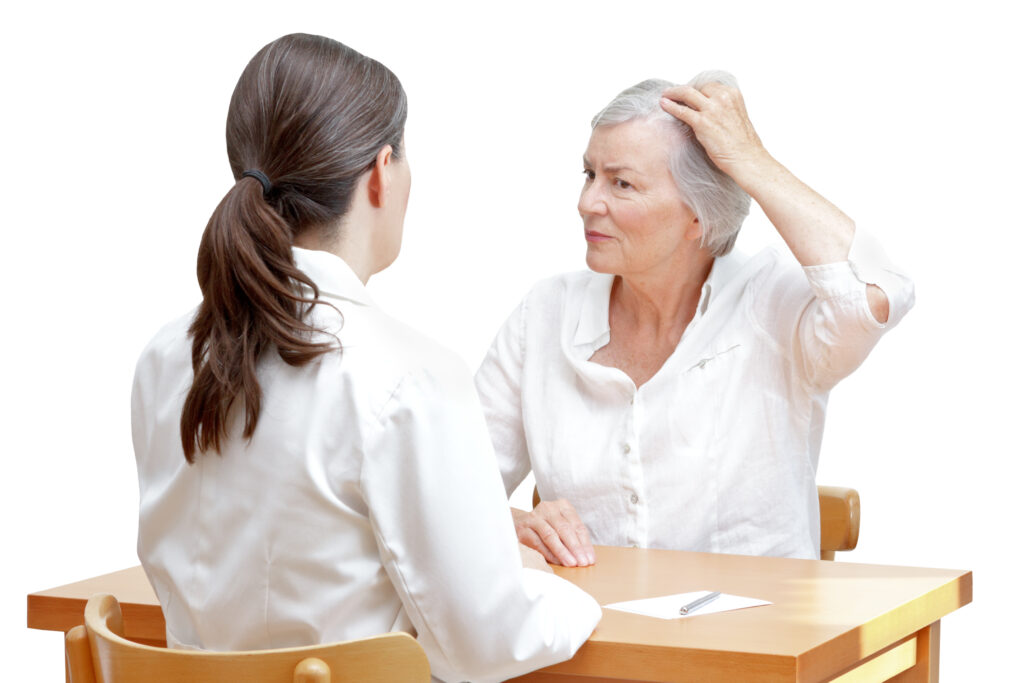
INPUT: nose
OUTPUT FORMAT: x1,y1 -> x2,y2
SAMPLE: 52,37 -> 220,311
578,181 -> 606,217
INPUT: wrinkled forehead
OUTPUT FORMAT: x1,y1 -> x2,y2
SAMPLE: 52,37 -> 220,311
584,117 -> 683,174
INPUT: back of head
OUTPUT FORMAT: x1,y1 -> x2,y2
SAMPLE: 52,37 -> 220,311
591,71 -> 751,257
181,33 -> 407,462
226,33 -> 407,233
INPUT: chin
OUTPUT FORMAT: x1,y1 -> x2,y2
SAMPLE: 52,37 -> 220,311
585,249 -> 619,275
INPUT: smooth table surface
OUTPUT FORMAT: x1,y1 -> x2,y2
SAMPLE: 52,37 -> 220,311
27,546 -> 971,682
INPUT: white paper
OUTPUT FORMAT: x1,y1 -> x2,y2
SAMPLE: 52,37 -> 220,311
604,590 -> 771,620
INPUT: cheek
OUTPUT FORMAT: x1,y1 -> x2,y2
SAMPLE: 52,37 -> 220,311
613,201 -> 659,240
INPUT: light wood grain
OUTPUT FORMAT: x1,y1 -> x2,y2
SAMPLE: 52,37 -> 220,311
30,547 -> 970,683
830,634 -> 917,681
521,546 -> 969,682
65,594 -> 429,683
28,566 -> 164,641
818,486 -> 860,559
888,622 -> 940,683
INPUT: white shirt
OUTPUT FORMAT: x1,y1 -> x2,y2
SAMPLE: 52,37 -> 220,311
132,247 -> 601,683
474,231 -> 914,560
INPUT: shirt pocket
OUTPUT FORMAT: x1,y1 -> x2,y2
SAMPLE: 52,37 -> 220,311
668,341 -> 744,452
685,342 -> 743,374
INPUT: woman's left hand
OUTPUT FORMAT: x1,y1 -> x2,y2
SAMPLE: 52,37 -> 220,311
659,83 -> 769,180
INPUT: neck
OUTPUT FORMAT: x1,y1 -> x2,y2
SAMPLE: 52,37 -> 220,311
612,251 -> 715,337
293,213 -> 374,284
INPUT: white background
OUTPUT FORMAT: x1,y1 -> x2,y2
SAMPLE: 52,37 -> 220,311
2,1 -> 1020,679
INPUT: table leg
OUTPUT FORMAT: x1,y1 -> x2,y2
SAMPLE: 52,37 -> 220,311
64,632 -> 70,683
889,621 -> 940,683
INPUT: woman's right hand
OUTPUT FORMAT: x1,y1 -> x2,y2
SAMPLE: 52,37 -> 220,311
511,500 -> 595,567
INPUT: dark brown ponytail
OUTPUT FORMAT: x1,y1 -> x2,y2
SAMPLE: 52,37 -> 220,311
180,34 -> 407,462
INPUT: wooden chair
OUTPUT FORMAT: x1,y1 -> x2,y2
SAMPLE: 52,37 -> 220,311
65,594 -> 430,683
816,485 -> 860,560
532,484 -> 860,560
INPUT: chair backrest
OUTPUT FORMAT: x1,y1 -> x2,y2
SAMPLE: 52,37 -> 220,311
531,484 -> 860,560
65,594 -> 430,683
817,485 -> 860,560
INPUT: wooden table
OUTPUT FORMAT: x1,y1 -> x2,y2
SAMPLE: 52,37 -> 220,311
27,547 -> 971,682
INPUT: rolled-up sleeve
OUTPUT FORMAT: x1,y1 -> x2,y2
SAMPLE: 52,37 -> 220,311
362,350 -> 601,683
753,228 -> 915,392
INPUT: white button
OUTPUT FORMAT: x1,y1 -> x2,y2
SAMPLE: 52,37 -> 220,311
623,444 -> 631,454
630,493 -> 639,504
630,396 -> 635,405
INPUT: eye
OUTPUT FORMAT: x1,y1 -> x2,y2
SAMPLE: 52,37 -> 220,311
582,169 -> 595,181
614,178 -> 633,190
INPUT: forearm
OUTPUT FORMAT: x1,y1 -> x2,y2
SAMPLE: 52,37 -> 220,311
368,363 -> 599,682
730,151 -> 855,267
659,81 -> 887,320
740,155 -> 894,320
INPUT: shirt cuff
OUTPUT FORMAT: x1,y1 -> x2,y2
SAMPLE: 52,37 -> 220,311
802,260 -> 865,301
801,227 -> 915,328
847,227 -> 910,301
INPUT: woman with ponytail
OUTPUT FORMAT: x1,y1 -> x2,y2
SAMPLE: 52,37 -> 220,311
131,34 -> 599,682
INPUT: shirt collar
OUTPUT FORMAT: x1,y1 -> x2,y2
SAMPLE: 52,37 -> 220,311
698,248 -> 745,316
573,250 -> 747,347
290,247 -> 374,306
573,273 -> 615,347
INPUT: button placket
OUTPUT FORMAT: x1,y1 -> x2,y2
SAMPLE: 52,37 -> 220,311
622,389 -> 644,547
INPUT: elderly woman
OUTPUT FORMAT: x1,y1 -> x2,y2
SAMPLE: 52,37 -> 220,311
474,72 -> 914,565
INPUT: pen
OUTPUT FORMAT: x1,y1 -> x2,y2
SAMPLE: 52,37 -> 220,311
679,591 -> 721,615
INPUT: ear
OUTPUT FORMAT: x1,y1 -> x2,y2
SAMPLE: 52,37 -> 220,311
683,214 -> 702,241
366,145 -> 394,209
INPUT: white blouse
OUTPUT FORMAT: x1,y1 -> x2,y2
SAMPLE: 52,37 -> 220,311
132,247 -> 601,683
475,231 -> 914,560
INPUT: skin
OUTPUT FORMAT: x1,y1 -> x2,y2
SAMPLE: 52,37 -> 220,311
292,142 -> 411,283
513,81 -> 891,567
582,119 -> 714,388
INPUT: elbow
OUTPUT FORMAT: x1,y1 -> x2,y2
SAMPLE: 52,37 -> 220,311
866,273 -> 915,326
866,284 -> 890,324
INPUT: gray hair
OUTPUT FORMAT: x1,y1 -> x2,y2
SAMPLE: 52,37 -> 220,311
591,71 -> 751,257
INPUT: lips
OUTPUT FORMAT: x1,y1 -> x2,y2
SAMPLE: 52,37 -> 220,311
585,230 -> 613,243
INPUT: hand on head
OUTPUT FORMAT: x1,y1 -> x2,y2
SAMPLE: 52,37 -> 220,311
659,82 -> 768,178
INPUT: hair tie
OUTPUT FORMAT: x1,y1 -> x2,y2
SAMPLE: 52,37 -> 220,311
241,169 -> 273,196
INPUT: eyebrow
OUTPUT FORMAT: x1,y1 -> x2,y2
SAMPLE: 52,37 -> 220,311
582,156 -> 636,174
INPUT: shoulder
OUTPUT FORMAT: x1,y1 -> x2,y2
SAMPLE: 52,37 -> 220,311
327,303 -> 475,421
354,305 -> 465,375
515,270 -> 608,321
523,270 -> 599,301
131,308 -> 198,443
724,246 -> 789,282
489,270 -> 608,346
713,247 -> 804,300
133,308 -> 195,382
